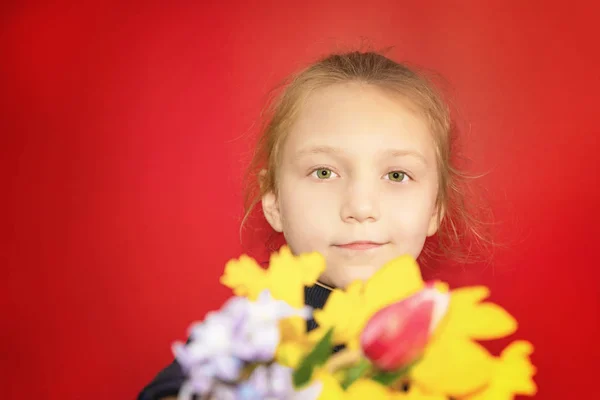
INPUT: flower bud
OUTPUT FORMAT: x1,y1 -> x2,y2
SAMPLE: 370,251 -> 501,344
360,284 -> 450,371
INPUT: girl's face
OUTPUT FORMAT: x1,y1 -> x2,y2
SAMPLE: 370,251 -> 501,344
262,82 -> 441,289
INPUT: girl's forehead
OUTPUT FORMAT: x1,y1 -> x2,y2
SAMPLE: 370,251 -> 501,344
283,83 -> 436,160
300,82 -> 424,119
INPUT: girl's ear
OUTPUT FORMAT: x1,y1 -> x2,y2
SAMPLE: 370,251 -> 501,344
259,169 -> 283,232
262,190 -> 283,232
427,203 -> 445,237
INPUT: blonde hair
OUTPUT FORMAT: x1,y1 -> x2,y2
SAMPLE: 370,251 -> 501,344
242,51 -> 492,265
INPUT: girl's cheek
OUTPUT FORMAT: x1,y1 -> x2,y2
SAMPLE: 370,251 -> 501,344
384,198 -> 429,226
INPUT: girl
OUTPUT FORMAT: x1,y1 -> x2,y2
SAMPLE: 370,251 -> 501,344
138,50 -> 488,400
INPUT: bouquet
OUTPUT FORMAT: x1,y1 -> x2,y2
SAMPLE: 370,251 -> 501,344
172,247 -> 537,399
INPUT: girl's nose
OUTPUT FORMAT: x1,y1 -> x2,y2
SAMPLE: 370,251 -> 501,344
340,179 -> 380,223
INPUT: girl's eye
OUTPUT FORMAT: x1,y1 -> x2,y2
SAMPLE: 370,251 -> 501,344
385,171 -> 409,183
311,168 -> 338,179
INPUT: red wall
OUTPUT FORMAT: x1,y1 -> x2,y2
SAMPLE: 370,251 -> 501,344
3,2 -> 599,398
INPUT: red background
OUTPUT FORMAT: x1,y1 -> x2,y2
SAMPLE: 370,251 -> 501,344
3,2 -> 599,398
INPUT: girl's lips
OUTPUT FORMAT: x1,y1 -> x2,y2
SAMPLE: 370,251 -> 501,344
334,241 -> 386,250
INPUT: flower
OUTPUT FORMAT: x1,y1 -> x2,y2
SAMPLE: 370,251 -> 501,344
360,284 -> 450,371
311,369 -> 391,400
463,340 -> 537,400
221,246 -> 326,340
176,249 -> 536,400
231,290 -> 312,362
174,311 -> 244,394
221,246 -> 325,307
275,340 -> 313,369
173,289 -> 312,398
389,385 -> 448,400
310,255 -> 426,349
343,379 -> 393,400
309,280 -> 365,348
409,287 -> 520,397
307,255 -> 532,398
212,363 -> 323,400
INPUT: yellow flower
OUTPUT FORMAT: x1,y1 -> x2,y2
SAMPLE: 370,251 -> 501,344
463,340 -> 537,400
389,385 -> 448,400
441,287 -> 518,340
312,369 -> 345,400
362,255 -> 425,312
220,246 -> 325,306
220,246 -> 326,340
304,254 -> 529,398
275,340 -> 313,369
311,256 -> 424,349
219,254 -> 269,299
268,246 -> 326,308
219,249 -> 536,399
345,379 -> 393,399
313,369 -> 391,400
309,280 -> 365,348
410,335 -> 494,396
410,287 -> 519,397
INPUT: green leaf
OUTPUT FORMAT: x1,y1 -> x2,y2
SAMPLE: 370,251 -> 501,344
371,369 -> 406,386
341,358 -> 371,389
371,359 -> 419,387
293,327 -> 334,387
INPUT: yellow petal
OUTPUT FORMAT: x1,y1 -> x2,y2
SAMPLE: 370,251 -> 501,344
306,326 -> 329,344
270,246 -> 326,284
275,341 -> 310,369
268,247 -> 326,308
279,316 -> 306,342
345,337 -> 360,351
404,384 -> 449,400
411,335 -> 494,396
389,393 -> 410,400
451,286 -> 490,303
433,281 -> 449,293
363,255 -> 425,313
345,379 -> 391,399
220,255 -> 268,300
313,283 -> 366,345
464,340 -> 537,400
498,341 -> 537,394
442,287 -> 517,340
463,386 -> 507,400
346,280 -> 365,296
502,340 -> 534,360
314,370 -> 345,400
268,269 -> 304,308
298,252 -> 328,284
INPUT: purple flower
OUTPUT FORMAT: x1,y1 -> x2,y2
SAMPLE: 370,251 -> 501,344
209,363 -> 322,400
174,309 -> 245,392
235,363 -> 322,400
232,290 -> 312,362
173,290 -> 313,399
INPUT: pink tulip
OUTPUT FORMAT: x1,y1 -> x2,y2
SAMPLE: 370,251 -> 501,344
360,284 -> 450,371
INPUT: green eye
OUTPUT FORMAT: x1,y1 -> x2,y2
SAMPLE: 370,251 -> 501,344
315,168 -> 333,179
387,171 -> 407,182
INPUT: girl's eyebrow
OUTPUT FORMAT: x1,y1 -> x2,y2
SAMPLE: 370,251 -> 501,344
293,145 -> 343,159
385,149 -> 428,166
294,145 -> 428,166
